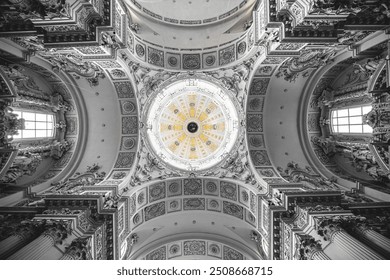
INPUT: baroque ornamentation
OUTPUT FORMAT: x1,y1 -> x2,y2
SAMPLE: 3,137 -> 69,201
247,134 -> 265,148
237,41 -> 247,55
135,44 -> 146,58
169,244 -> 180,256
208,199 -> 220,210
146,246 -> 166,260
122,116 -> 138,134
168,181 -> 182,196
111,171 -> 127,180
223,246 -> 244,260
44,164 -> 106,195
262,57 -> 286,64
120,100 -> 137,115
247,114 -> 263,132
220,182 -> 237,201
249,78 -> 270,95
137,192 -> 145,205
307,113 -> 321,132
248,97 -> 265,112
168,57 -> 178,67
250,192 -> 256,213
37,50 -> 105,85
294,234 -> 323,260
209,244 -> 221,255
129,140 -> 182,186
184,240 -> 206,255
169,200 -> 180,210
166,53 -> 181,68
250,150 -> 271,166
114,82 -> 135,98
132,213 -> 141,225
114,152 -> 135,169
130,194 -> 136,215
223,201 -> 244,219
219,45 -> 235,66
256,66 -> 274,76
241,190 -> 249,202
184,179 -> 202,195
144,201 -> 166,221
148,47 -> 164,67
109,69 -> 127,80
183,54 -> 201,69
96,61 -> 122,69
205,181 -> 218,195
276,48 -> 338,82
257,168 -> 276,177
183,198 -> 205,210
121,137 -> 137,150
277,162 -> 339,191
204,53 -> 217,67
149,182 -> 166,202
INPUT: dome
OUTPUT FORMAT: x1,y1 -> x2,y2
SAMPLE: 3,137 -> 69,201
145,78 -> 240,171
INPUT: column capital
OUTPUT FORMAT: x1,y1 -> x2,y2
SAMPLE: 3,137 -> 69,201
354,222 -> 371,234
296,234 -> 323,260
43,220 -> 72,245
315,216 -> 343,241
315,215 -> 366,241
14,220 -> 46,240
63,237 -> 92,260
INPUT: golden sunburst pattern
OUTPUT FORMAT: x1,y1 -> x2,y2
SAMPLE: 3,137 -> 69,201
160,92 -> 225,160
146,79 -> 239,171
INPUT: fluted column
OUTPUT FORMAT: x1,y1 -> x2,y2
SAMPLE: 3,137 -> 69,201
0,235 -> 24,259
8,234 -> 55,260
0,221 -> 44,259
311,250 -> 331,260
355,225 -> 390,258
8,220 -> 71,260
60,237 -> 92,260
319,221 -> 384,260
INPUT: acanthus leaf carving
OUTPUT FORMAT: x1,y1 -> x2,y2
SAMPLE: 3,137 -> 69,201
129,138 -> 181,187
277,162 -> 339,191
276,48 -> 340,83
37,50 -> 105,86
44,163 -> 106,195
294,234 -> 323,260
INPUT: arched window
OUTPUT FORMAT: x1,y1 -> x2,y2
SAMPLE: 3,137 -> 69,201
12,109 -> 55,140
331,105 -> 372,134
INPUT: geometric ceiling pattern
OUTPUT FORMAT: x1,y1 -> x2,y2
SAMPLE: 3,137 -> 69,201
146,78 -> 239,171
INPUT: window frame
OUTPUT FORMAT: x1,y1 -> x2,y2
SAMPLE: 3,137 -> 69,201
11,108 -> 56,141
330,105 -> 372,135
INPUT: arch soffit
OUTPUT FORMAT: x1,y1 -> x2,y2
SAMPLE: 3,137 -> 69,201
130,234 -> 261,260
126,178 -> 259,231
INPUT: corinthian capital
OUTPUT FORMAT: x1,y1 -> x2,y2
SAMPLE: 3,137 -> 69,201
43,220 -> 72,245
64,237 -> 92,260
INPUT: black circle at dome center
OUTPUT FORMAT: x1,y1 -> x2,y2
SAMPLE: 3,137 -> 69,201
187,122 -> 198,133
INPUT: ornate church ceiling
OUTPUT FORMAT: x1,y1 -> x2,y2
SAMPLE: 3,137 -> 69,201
0,0 -> 390,261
